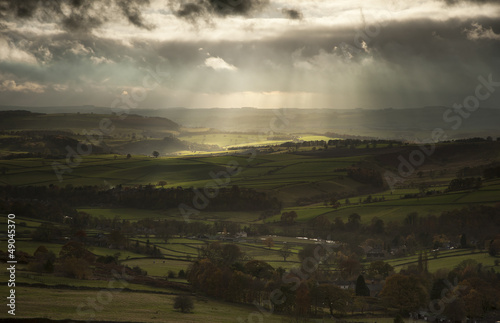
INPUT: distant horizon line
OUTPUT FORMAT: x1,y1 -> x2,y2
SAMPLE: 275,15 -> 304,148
1,104 -> 500,111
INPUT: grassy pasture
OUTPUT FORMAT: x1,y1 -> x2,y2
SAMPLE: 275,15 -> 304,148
0,286 -> 286,322
0,273 -> 182,293
0,152 -> 365,191
278,179 -> 500,225
384,249 -> 499,273
3,239 -> 149,261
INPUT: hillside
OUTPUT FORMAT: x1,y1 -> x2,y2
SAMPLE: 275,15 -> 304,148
2,106 -> 499,140
0,111 -> 221,157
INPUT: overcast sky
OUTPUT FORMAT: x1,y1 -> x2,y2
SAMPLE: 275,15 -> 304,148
0,0 -> 499,109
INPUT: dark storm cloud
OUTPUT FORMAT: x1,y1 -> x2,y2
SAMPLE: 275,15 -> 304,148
62,13 -> 104,33
0,0 -> 40,19
117,0 -> 154,30
282,8 -> 303,20
173,0 -> 270,22
174,3 -> 207,23
207,0 -> 269,16
0,0 -> 153,32
2,0 -> 500,109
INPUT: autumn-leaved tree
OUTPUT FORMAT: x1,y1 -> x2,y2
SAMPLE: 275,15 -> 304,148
295,283 -> 311,317
337,255 -> 361,280
263,237 -> 274,249
380,274 -> 428,313
57,241 -> 95,279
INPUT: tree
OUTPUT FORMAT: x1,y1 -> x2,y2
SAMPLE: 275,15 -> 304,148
314,284 -> 352,316
404,212 -> 419,227
334,217 -> 345,231
330,198 -> 341,209
158,180 -> 167,188
281,211 -> 298,225
244,260 -> 274,279
295,283 -> 311,317
28,245 -> 56,273
152,151 -> 160,158
355,275 -> 370,296
157,224 -> 173,243
198,242 -> 245,267
380,274 -> 428,313
279,243 -> 293,261
347,213 -> 361,231
263,237 -> 274,249
298,244 -> 330,263
488,238 -> 500,256
417,252 -> 424,272
108,230 -> 128,248
368,260 -> 394,279
173,295 -> 194,313
394,314 -> 404,323
444,299 -> 465,322
463,289 -> 484,318
338,256 -> 361,280
312,214 -> 331,228
59,256 -> 92,279
126,153 -> 131,159
370,217 -> 385,234
460,233 -> 467,248
32,223 -> 62,242
59,241 -> 95,263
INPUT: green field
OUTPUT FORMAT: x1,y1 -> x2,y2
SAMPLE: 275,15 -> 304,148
267,178 -> 500,225
0,153 -> 368,208
0,285 -> 287,322
385,249 -> 499,273
7,239 -> 149,261
0,272 -> 183,293
4,151 -> 497,216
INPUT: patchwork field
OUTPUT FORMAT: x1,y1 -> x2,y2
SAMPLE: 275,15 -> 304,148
1,140 -> 500,323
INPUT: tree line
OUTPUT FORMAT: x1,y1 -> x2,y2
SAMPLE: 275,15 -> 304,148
0,184 -> 281,215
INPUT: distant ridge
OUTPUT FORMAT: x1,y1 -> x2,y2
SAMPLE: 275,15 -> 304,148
0,105 -> 498,140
